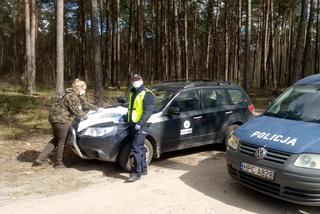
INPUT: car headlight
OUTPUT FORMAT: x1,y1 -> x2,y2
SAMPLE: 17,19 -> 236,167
294,154 -> 320,169
82,126 -> 115,137
227,134 -> 239,150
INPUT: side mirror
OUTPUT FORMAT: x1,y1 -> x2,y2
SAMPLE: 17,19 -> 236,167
168,106 -> 180,115
116,97 -> 126,104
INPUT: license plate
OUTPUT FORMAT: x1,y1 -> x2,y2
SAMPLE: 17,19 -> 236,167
240,162 -> 275,181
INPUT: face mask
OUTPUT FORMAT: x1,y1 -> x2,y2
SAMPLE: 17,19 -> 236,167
79,89 -> 86,96
132,80 -> 143,89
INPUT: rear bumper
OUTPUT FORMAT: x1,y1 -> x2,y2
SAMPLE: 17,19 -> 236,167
226,148 -> 320,206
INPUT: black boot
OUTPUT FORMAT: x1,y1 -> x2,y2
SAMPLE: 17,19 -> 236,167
32,159 -> 47,167
128,174 -> 141,182
141,170 -> 148,176
54,162 -> 66,169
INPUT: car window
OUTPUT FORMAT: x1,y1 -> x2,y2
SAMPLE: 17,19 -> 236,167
150,88 -> 176,113
226,89 -> 247,105
170,90 -> 200,112
265,85 -> 320,123
201,88 -> 227,109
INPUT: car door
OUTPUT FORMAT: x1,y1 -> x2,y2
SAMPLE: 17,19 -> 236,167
201,87 -> 229,143
161,89 -> 203,152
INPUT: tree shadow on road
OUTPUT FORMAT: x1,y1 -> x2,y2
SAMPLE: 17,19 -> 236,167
152,143 -> 226,171
179,155 -> 320,214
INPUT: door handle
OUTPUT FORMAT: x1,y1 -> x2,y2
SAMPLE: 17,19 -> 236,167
193,116 -> 202,120
225,111 -> 233,115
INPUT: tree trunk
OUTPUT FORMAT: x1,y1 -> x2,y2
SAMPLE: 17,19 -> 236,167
237,0 -> 242,83
205,0 -> 213,80
12,0 -> 17,76
56,0 -> 64,97
116,0 -> 120,88
184,0 -> 189,80
106,0 -> 112,87
91,0 -> 104,105
260,0 -> 269,89
173,0 -> 182,79
79,0 -> 87,81
267,0 -> 276,88
287,0 -> 295,86
224,0 -> 229,81
151,0 -> 157,82
293,0 -> 308,83
24,0 -> 32,93
127,0 -> 133,84
30,0 -> 36,93
99,0 -> 105,81
315,0 -> 320,73
302,0 -> 315,77
192,1 -> 198,80
161,0 -> 168,80
137,0 -> 144,75
111,1 -> 116,86
244,0 -> 251,92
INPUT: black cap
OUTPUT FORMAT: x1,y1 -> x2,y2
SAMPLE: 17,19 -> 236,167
131,74 -> 143,81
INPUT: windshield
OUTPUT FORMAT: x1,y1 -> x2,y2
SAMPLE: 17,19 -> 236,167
150,87 -> 177,113
265,85 -> 320,123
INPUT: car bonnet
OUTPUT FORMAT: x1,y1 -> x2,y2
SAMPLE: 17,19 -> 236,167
77,106 -> 128,132
77,106 -> 163,132
234,115 -> 320,154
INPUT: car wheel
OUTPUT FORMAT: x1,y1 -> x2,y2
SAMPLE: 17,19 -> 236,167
224,124 -> 240,150
118,139 -> 153,172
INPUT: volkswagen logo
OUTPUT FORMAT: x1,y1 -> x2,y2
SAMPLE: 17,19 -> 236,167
255,147 -> 267,159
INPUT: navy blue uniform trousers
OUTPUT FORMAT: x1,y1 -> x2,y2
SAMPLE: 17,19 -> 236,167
131,127 -> 147,175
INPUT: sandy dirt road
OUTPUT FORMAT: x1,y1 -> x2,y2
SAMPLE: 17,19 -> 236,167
0,137 -> 319,214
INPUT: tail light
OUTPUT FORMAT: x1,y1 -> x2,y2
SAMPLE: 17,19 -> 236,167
248,104 -> 255,113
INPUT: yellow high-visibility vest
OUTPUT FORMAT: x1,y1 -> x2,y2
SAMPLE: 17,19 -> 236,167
128,89 -> 150,123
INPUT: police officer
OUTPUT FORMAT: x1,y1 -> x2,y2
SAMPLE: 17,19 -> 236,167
127,74 -> 154,182
33,79 -> 100,169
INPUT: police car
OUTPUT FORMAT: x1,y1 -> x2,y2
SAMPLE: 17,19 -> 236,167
226,74 -> 320,206
68,81 -> 254,171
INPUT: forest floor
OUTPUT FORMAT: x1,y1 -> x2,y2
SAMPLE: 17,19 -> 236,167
1,84 -> 317,214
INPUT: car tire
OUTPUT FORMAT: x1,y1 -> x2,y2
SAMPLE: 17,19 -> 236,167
118,138 -> 153,172
223,124 -> 240,150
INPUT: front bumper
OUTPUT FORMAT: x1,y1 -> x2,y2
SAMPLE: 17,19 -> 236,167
226,144 -> 320,206
67,127 -> 90,159
68,126 -> 129,162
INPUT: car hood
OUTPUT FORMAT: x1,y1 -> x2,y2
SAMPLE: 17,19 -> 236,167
234,115 -> 320,154
77,106 -> 128,132
77,106 -> 163,132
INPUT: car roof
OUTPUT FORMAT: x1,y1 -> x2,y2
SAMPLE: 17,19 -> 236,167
295,74 -> 320,85
152,80 -> 238,91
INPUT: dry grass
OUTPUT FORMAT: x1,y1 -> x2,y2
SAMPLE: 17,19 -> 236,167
0,84 -> 126,140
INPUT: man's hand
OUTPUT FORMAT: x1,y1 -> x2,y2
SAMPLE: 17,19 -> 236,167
135,124 -> 141,131
118,116 -> 125,123
97,108 -> 103,112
